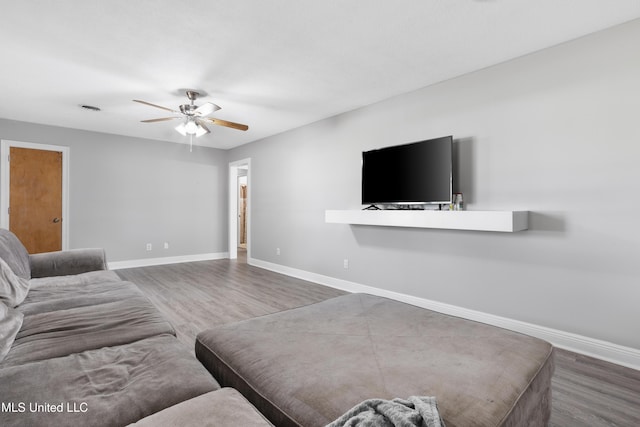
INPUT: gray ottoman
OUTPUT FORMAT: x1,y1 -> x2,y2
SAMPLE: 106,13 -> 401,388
196,293 -> 554,427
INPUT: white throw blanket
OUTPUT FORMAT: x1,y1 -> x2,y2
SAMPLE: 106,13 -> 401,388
326,396 -> 445,427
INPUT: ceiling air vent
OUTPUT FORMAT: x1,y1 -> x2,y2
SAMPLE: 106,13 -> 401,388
80,104 -> 101,112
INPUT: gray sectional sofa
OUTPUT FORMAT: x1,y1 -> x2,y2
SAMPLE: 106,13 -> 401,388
0,229 -> 272,427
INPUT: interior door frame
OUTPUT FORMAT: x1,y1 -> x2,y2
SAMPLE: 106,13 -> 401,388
228,158 -> 251,260
0,139 -> 70,250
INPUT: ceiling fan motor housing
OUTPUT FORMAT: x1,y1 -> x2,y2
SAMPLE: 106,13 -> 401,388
180,104 -> 197,115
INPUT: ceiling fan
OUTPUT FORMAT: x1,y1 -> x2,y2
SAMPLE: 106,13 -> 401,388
133,90 -> 248,149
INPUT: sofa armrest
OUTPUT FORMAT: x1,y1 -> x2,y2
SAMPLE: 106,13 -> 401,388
29,248 -> 109,278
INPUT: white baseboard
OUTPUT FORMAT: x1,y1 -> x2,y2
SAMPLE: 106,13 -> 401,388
249,257 -> 640,371
109,252 -> 229,270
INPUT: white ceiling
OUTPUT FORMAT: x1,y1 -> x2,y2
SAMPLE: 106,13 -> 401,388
1,1 -> 639,150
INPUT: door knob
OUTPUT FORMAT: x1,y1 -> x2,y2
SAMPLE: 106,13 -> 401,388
53,218 -> 61,223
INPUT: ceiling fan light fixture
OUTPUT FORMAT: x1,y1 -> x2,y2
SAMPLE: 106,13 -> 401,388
184,119 -> 198,134
175,122 -> 188,136
176,118 -> 208,137
195,124 -> 208,137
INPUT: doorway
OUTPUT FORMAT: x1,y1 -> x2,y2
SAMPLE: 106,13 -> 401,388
1,140 -> 70,253
238,175 -> 248,250
228,158 -> 250,262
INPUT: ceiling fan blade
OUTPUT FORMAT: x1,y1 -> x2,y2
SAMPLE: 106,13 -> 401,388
141,117 -> 180,123
133,99 -> 178,113
205,118 -> 249,131
194,102 -> 221,117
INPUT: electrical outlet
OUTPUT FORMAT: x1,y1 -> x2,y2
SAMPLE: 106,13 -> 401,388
164,242 -> 169,249
276,248 -> 281,256
146,243 -> 152,251
343,259 -> 349,269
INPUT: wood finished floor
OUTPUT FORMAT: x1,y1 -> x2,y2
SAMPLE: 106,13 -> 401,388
116,252 -> 346,351
116,256 -> 640,427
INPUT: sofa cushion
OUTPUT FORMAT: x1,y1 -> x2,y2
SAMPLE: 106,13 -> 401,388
2,294 -> 175,367
29,269 -> 121,290
0,334 -> 220,427
129,388 -> 274,427
20,277 -> 133,316
0,257 -> 30,307
196,293 -> 555,427
0,229 -> 31,280
0,302 -> 23,363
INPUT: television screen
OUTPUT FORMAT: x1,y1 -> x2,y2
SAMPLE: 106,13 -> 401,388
361,136 -> 453,206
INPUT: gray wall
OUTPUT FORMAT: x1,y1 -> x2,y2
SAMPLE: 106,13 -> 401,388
0,119 -> 228,262
230,20 -> 640,350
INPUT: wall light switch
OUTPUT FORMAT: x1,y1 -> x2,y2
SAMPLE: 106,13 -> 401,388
164,242 -> 169,249
146,243 -> 152,251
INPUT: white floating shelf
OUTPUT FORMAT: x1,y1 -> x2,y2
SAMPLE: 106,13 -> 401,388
325,210 -> 528,233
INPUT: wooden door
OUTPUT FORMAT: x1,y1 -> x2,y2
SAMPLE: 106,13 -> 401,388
9,147 -> 63,254
239,184 -> 247,245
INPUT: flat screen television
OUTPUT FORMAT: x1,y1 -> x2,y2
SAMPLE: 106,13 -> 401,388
361,135 -> 453,206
